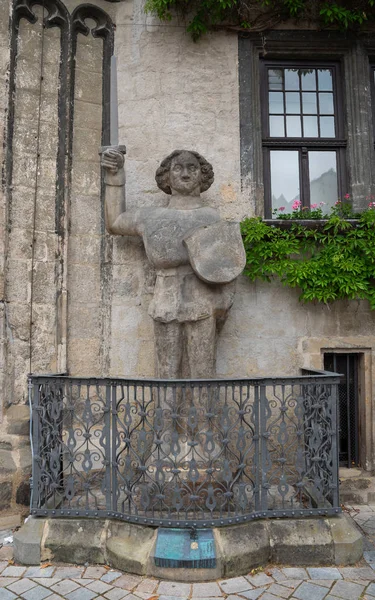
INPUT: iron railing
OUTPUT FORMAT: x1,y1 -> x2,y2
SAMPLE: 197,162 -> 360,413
29,373 -> 341,527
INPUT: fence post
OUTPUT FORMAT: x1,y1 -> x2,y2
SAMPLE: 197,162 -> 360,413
330,382 -> 340,509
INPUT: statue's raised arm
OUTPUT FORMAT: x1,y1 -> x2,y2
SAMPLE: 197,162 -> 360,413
101,148 -> 141,236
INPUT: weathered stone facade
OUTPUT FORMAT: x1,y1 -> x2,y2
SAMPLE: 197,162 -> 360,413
2,0 -> 375,517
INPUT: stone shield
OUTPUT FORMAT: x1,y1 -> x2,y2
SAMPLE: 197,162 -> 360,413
183,221 -> 246,284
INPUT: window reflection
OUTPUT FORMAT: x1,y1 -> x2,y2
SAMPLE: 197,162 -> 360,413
318,69 -> 333,91
267,67 -> 336,139
303,116 -> 318,137
302,93 -> 317,114
271,151 -> 300,215
270,116 -> 285,137
287,116 -> 301,137
309,151 -> 338,210
301,71 -> 316,91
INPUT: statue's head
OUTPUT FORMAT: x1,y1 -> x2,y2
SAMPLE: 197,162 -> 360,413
155,150 -> 214,196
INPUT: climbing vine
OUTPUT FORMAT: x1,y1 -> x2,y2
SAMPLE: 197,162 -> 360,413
240,203 -> 375,308
145,0 -> 375,40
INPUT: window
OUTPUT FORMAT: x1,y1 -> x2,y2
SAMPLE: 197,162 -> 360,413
260,61 -> 346,218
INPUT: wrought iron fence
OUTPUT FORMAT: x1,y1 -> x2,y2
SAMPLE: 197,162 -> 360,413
29,373 -> 341,527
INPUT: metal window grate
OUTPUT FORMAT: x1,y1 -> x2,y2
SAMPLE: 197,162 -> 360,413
324,353 -> 359,468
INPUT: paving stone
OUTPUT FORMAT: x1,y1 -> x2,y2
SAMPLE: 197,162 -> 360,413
86,581 -> 114,595
135,580 -> 158,594
279,581 -> 303,590
0,580 -> 18,589
25,568 -> 55,579
192,582 -> 222,597
0,590 -> 17,600
240,588 -> 269,600
269,569 -> 288,582
104,589 -> 129,600
367,584 -> 375,596
268,583 -> 294,598
307,569 -> 342,581
0,565 -> 8,575
293,582 -> 328,600
220,576 -> 252,594
75,579 -> 95,586
246,573 -> 275,587
22,586 -> 55,600
309,581 -> 335,589
282,569 -> 309,581
1,566 -> 27,577
113,575 -> 142,590
133,592 -> 153,600
158,597 -> 188,600
84,567 -> 108,580
339,568 -> 375,580
45,595 -> 65,600
31,579 -> 62,588
7,578 -> 37,595
260,593 -> 284,600
51,580 -> 81,595
66,588 -> 98,600
101,572 -> 123,584
53,567 -> 85,579
158,582 -> 191,596
330,580 -> 365,599
364,552 -> 375,564
227,596 -> 245,600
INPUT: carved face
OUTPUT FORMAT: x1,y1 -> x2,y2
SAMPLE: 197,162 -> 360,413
169,152 -> 202,195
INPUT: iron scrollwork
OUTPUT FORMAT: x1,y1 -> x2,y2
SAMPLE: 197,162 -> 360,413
29,373 -> 341,528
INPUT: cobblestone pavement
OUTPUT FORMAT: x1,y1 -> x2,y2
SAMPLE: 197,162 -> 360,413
1,505 -> 375,600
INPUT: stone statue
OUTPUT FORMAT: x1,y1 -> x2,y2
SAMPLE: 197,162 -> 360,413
101,148 -> 245,379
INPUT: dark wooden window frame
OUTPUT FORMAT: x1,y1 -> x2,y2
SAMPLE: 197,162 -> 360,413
260,59 -> 347,218
370,63 -> 375,145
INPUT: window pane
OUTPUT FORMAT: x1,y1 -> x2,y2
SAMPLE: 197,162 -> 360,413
269,92 -> 284,114
320,116 -> 335,137
285,69 -> 300,90
302,92 -> 317,114
268,69 -> 283,90
309,151 -> 338,211
286,92 -> 300,114
319,92 -> 334,114
301,70 -> 316,90
271,150 -> 300,214
286,115 -> 301,137
270,115 -> 285,137
303,116 -> 318,137
318,69 -> 333,91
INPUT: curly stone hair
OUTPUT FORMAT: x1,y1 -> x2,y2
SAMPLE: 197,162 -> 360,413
155,150 -> 214,195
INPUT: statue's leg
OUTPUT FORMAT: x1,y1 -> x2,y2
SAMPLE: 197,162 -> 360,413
154,320 -> 183,379
184,317 -> 217,379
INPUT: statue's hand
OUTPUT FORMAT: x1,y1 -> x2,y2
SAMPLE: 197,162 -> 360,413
101,149 -> 124,174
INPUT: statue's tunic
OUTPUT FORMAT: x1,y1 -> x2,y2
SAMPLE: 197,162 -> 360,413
133,206 -> 236,323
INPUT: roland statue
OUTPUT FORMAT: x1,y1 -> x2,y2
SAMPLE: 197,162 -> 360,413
101,148 -> 246,379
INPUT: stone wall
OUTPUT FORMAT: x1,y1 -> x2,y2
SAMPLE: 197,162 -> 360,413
1,0 -> 375,517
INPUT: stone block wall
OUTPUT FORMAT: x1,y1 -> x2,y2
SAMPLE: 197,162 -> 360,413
1,0 -> 375,518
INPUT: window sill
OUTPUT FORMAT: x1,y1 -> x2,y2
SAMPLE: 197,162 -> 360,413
263,219 -> 360,229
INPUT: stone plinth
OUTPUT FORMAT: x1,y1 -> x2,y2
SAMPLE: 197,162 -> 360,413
13,514 -> 362,582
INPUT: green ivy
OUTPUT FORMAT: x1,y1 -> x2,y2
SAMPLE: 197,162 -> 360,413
145,0 -> 375,40
240,208 -> 375,308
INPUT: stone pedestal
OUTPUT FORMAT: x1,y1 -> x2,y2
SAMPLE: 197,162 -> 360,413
14,514 -> 363,581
